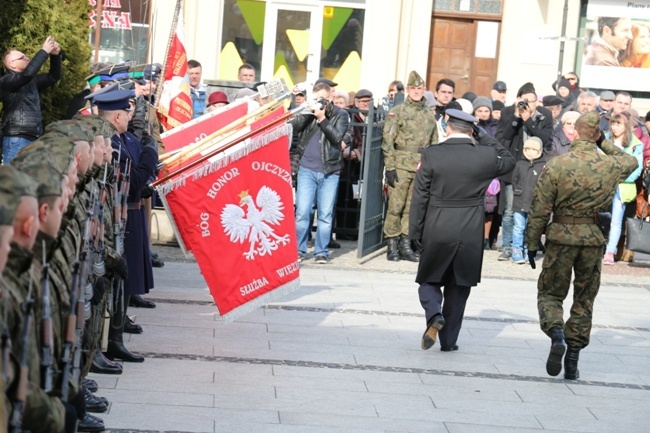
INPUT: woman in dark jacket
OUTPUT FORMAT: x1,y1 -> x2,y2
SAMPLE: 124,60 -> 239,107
472,97 -> 499,138
548,111 -> 580,158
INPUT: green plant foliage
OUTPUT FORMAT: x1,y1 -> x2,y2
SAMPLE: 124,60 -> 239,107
1,0 -> 92,125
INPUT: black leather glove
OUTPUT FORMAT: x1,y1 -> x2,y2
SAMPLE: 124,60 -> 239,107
412,239 -> 424,254
141,184 -> 154,199
595,129 -> 606,148
115,255 -> 129,280
472,124 -> 487,141
128,95 -> 148,140
528,250 -> 537,270
91,277 -> 105,306
385,169 -> 398,188
142,134 -> 158,154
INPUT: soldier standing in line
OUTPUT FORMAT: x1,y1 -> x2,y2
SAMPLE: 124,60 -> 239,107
381,71 -> 438,262
526,111 -> 637,380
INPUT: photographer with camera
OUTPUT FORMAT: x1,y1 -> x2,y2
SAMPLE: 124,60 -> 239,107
495,82 -> 553,261
290,83 -> 350,264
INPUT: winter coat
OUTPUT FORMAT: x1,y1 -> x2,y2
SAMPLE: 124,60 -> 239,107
478,117 -> 499,138
495,104 -> 553,183
0,50 -> 61,139
290,103 -> 350,175
409,133 -> 515,287
512,156 -> 546,213
548,125 -> 572,158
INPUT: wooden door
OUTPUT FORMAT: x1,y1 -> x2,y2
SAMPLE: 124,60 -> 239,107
427,17 -> 499,99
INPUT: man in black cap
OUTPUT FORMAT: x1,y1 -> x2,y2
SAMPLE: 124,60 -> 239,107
542,95 -> 565,129
490,81 -> 507,104
410,109 -> 515,352
315,78 -> 338,102
495,82 -> 553,261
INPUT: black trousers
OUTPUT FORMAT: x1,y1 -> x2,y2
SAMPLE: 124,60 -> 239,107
418,282 -> 471,348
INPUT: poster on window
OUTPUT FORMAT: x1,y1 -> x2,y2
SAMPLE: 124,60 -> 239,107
580,0 -> 650,91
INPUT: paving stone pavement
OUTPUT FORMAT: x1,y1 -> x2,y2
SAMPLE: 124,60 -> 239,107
97,243 -> 650,433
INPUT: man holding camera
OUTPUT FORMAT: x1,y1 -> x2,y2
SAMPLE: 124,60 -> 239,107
381,71 -> 438,262
290,82 -> 350,264
495,82 -> 553,261
1,35 -> 62,162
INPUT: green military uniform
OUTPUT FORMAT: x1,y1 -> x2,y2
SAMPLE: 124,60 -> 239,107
0,166 -> 67,433
381,71 -> 438,260
526,111 -> 638,378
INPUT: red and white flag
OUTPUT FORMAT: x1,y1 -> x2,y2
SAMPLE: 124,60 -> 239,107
158,108 -> 299,322
157,8 -> 193,130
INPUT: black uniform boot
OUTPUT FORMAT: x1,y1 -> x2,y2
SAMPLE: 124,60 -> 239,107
386,237 -> 401,261
564,345 -> 580,380
90,349 -> 123,375
398,235 -> 419,262
546,327 -> 566,377
104,302 -> 145,363
77,413 -> 105,432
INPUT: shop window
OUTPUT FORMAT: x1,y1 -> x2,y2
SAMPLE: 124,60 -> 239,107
433,0 -> 502,15
89,0 -> 150,65
320,6 -> 365,93
219,0 -> 265,81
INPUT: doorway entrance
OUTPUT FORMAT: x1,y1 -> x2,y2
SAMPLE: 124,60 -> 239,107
427,17 -> 500,97
261,4 -> 322,88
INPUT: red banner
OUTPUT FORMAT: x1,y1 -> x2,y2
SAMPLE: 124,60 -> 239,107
160,122 -> 299,321
158,9 -> 193,129
160,100 -> 249,154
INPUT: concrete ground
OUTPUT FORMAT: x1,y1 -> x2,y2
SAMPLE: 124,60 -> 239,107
96,241 -> 650,433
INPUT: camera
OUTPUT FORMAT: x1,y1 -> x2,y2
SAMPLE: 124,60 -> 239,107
310,97 -> 328,112
517,99 -> 529,110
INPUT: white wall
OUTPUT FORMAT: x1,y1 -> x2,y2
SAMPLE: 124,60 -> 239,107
498,0 -> 582,103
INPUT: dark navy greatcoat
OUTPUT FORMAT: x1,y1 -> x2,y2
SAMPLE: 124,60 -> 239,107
112,131 -> 157,295
409,133 -> 515,287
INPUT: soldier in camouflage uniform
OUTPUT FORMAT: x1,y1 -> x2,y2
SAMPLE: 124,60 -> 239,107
0,164 -> 75,433
526,111 -> 638,380
382,71 -> 438,262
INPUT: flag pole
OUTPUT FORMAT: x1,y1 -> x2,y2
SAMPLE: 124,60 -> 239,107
154,0 -> 183,110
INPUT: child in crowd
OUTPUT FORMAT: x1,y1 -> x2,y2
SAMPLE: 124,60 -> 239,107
511,137 -> 546,264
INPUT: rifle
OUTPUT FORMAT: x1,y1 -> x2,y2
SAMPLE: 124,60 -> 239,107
112,158 -> 131,329
93,163 -> 109,278
1,276 -> 12,395
40,242 -> 54,393
9,275 -> 35,433
60,261 -> 79,402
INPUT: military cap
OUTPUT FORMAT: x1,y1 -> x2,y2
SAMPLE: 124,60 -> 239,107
600,90 -> 615,101
45,120 -> 96,142
128,64 -> 147,84
445,108 -> 478,127
0,166 -> 22,225
86,72 -> 101,86
315,77 -> 337,87
3,165 -> 39,197
12,159 -> 63,198
144,63 -> 162,82
543,95 -> 564,107
75,114 -> 115,138
517,82 -> 536,98
95,63 -> 131,82
33,136 -> 76,157
492,81 -> 507,91
85,82 -> 119,101
407,71 -> 424,87
47,150 -> 75,177
576,110 -> 601,129
93,89 -> 133,111
354,89 -> 373,99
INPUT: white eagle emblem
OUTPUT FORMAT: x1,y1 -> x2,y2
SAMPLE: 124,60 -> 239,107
220,186 -> 290,260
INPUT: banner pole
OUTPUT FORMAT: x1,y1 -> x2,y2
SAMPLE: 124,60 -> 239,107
154,0 -> 182,110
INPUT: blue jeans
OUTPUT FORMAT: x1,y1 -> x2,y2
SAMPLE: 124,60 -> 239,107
606,189 -> 625,254
512,211 -> 528,254
2,136 -> 33,163
501,184 -> 514,249
295,168 -> 340,257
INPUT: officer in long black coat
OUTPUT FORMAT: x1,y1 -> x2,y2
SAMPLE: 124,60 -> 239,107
409,109 -> 515,351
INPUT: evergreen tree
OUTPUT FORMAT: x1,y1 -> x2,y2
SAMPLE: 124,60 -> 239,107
1,0 -> 92,124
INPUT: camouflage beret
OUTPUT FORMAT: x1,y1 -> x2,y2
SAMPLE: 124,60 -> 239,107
407,70 -> 424,87
2,165 -> 39,198
73,114 -> 116,138
577,110 -> 601,129
12,159 -> 63,198
0,166 -> 22,225
14,136 -> 76,162
45,119 -> 97,141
